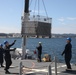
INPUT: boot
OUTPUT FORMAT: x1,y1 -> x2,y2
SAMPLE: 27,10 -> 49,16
1,64 -> 4,67
5,69 -> 10,74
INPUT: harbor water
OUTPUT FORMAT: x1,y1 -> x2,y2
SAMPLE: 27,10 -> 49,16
0,38 -> 76,63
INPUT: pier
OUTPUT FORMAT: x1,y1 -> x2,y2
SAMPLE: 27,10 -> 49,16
0,59 -> 76,75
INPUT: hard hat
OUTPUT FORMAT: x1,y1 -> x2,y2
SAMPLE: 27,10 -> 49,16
67,37 -> 71,42
39,42 -> 41,44
0,44 -> 3,47
4,41 -> 8,44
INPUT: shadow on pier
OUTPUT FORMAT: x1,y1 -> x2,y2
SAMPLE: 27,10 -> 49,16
62,70 -> 76,74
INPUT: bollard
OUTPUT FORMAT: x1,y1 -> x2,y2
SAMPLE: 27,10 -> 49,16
48,65 -> 52,75
19,62 -> 22,75
55,56 -> 57,75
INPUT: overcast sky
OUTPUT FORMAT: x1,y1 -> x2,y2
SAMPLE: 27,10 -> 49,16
0,0 -> 76,34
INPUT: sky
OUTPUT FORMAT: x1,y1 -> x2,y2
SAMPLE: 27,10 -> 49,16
0,0 -> 76,34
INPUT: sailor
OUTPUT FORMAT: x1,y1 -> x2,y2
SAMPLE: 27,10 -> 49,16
36,42 -> 42,62
4,40 -> 16,74
0,44 -> 4,67
62,37 -> 72,70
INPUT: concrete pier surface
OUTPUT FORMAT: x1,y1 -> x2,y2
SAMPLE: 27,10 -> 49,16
0,59 -> 76,75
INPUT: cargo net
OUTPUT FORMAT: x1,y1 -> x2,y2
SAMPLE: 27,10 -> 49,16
21,0 -> 52,37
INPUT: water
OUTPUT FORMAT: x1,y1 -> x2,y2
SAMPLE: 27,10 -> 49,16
0,38 -> 76,63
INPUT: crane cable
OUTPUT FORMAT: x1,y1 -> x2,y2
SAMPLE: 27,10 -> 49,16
33,0 -> 37,16
29,0 -> 33,7
32,0 -> 48,18
38,0 -> 40,16
42,0 -> 48,18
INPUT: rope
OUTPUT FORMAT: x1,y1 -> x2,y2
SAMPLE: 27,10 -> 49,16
23,65 -> 47,69
49,50 -> 63,68
50,56 -> 64,69
22,65 -> 48,74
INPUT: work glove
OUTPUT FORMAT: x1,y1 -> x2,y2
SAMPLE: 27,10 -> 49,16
14,48 -> 16,51
61,53 -> 63,56
14,40 -> 16,43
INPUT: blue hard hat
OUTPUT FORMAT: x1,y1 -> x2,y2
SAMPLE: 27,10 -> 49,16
0,44 -> 3,47
67,37 -> 71,42
4,41 -> 8,44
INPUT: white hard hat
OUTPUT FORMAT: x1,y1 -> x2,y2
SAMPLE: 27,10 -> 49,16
39,42 -> 41,44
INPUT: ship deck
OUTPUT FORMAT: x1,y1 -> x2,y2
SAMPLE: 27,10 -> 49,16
0,59 -> 76,75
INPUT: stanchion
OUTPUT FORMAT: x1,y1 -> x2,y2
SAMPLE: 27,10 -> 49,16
19,62 -> 22,75
55,56 -> 57,75
48,65 -> 52,75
